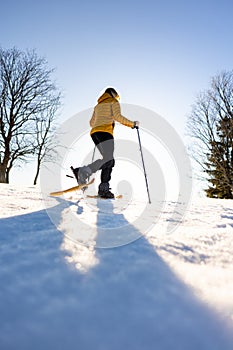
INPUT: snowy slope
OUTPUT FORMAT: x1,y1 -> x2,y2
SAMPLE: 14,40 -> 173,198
0,184 -> 233,350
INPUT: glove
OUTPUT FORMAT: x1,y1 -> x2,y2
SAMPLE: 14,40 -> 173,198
132,121 -> 140,129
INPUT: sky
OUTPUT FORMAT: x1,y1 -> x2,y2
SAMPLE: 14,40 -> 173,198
1,0 -> 233,186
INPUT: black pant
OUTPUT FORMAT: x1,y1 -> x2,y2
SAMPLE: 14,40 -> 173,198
88,132 -> 115,183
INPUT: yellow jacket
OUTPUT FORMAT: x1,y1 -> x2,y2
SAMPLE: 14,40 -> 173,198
90,92 -> 134,135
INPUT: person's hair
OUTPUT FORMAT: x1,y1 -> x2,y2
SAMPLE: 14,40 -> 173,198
105,87 -> 118,98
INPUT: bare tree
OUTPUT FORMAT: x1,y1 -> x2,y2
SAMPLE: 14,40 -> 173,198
0,47 -> 61,183
33,104 -> 59,185
187,70 -> 233,197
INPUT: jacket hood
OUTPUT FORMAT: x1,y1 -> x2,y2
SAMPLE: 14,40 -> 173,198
97,92 -> 116,104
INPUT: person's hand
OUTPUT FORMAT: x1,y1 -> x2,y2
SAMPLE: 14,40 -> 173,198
132,121 -> 140,129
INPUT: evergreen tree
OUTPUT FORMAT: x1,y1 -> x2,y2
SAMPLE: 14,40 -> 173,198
187,70 -> 233,198
205,117 -> 233,198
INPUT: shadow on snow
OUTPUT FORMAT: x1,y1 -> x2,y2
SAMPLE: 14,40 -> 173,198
0,198 -> 233,350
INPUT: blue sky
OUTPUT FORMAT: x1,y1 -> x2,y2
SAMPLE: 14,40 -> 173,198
1,0 -> 233,185
2,0 -> 233,132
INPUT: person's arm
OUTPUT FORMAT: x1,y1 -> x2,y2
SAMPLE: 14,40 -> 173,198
112,101 -> 135,128
89,109 -> 96,127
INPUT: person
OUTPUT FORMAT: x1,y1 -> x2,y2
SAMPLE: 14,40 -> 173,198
72,87 -> 139,198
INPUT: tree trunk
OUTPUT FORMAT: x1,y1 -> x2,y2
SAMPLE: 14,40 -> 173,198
33,159 -> 41,185
0,165 -> 8,183
6,168 -> 10,183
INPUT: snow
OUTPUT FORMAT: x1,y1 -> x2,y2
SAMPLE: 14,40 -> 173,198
1,184 -> 233,350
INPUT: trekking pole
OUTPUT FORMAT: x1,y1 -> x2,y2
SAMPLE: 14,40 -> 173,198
135,126 -> 151,204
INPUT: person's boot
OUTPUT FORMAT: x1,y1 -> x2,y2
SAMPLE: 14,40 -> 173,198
71,166 -> 92,185
98,182 -> 114,199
